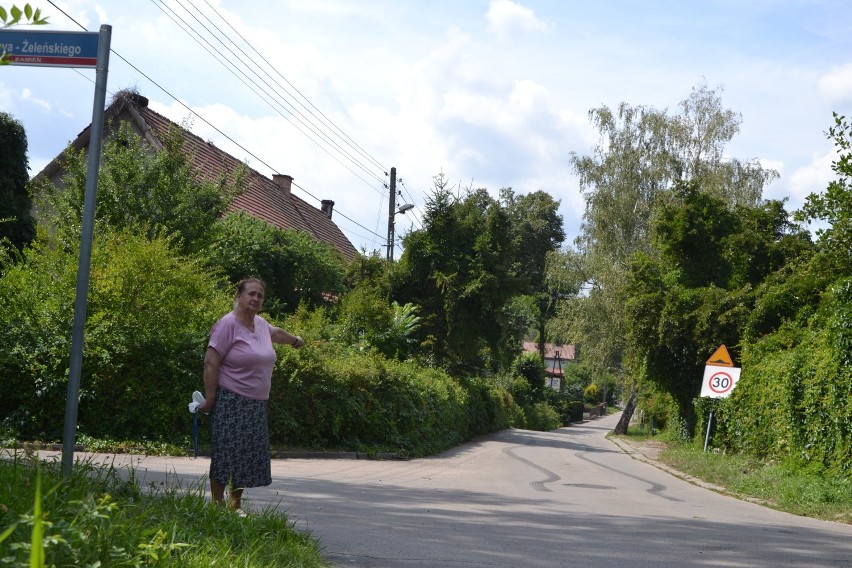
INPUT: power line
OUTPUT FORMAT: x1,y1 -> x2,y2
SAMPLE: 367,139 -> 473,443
170,0 -> 385,185
44,0 -> 389,246
200,0 -> 387,174
150,0 -> 386,193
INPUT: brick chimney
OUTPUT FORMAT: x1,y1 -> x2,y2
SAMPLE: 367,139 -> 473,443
127,93 -> 149,107
321,199 -> 335,219
272,174 -> 293,198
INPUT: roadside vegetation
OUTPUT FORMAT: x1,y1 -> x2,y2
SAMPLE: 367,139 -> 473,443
2,78 -> 851,565
0,452 -> 327,567
1,89 -> 579,565
617,427 -> 852,524
549,85 -> 852,483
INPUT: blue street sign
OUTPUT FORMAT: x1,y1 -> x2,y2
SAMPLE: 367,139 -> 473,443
0,29 -> 100,68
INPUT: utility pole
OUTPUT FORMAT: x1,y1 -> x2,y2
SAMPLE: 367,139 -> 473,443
386,166 -> 397,260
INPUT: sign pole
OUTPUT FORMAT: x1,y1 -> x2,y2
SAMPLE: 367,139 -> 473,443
703,411 -> 713,453
700,345 -> 741,454
61,24 -> 111,479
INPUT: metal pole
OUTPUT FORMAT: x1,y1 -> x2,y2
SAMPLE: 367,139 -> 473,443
61,24 -> 111,479
703,411 -> 713,453
386,166 -> 397,260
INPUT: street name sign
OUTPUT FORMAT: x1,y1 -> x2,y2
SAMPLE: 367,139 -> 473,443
0,29 -> 99,68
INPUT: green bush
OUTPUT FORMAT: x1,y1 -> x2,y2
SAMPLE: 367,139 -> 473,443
0,230 -> 521,455
267,344 -> 517,456
525,402 -> 562,431
0,231 -> 229,441
583,383 -> 600,405
207,212 -> 346,316
636,380 -> 677,432
514,352 -> 545,391
710,277 -> 852,474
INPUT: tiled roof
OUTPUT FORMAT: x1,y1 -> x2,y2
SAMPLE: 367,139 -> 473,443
522,341 -> 575,361
136,99 -> 357,260
40,92 -> 358,261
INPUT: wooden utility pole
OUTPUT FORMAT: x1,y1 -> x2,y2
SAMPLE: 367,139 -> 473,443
386,166 -> 397,260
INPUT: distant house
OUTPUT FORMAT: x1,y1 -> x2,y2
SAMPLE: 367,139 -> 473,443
35,91 -> 358,260
522,341 -> 576,391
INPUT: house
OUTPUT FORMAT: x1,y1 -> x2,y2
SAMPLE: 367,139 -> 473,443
35,91 -> 358,260
522,341 -> 576,391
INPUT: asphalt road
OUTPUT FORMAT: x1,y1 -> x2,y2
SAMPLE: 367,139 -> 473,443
62,413 -> 852,567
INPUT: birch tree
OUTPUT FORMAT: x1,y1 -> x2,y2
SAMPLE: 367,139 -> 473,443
549,83 -> 778,429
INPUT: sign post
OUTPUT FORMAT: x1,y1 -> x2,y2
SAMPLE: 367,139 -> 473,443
700,345 -> 741,452
3,25 -> 113,478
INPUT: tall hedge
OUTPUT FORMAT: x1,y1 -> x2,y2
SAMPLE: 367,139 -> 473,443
707,277 -> 852,473
0,231 -> 229,440
267,345 -> 519,456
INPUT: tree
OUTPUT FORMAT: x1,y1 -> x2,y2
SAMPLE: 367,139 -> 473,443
207,211 -> 346,316
501,188 -> 566,355
652,181 -> 737,288
0,111 -> 35,250
395,175 -> 519,374
796,112 -> 852,275
549,83 -> 779,429
625,185 -> 809,433
502,188 -> 565,289
1,3 -> 48,64
32,112 -> 244,254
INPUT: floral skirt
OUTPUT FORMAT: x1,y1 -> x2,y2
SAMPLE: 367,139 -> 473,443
210,387 -> 272,489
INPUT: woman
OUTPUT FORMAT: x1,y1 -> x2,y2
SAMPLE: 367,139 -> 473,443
198,277 -> 304,510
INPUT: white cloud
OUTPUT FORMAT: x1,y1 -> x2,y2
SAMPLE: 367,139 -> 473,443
487,0 -> 550,36
509,79 -> 548,108
787,150 -> 837,202
0,85 -> 11,111
818,63 -> 852,103
759,158 -> 784,175
50,0 -> 95,28
21,88 -> 52,111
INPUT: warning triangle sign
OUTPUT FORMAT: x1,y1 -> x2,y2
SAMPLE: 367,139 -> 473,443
706,344 -> 734,367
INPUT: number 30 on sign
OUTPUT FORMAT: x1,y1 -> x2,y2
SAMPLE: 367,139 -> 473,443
700,366 -> 742,398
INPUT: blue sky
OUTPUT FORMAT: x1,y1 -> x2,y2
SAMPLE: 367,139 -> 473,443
1,0 -> 851,254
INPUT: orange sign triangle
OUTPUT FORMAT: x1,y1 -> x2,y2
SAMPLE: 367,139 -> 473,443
706,344 -> 734,367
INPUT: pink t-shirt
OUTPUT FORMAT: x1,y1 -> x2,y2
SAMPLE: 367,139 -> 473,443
208,312 -> 276,400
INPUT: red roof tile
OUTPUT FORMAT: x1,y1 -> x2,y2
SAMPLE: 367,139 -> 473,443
522,341 -> 575,361
39,92 -> 358,261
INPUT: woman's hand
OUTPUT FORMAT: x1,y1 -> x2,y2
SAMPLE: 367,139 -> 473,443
198,397 -> 214,413
271,327 -> 304,347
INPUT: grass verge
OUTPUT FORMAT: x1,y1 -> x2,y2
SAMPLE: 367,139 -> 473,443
616,427 -> 852,525
0,451 -> 328,567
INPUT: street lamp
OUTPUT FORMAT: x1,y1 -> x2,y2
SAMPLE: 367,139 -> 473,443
387,202 -> 413,261
386,167 -> 414,261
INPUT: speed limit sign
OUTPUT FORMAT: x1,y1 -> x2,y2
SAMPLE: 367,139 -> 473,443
700,366 -> 741,398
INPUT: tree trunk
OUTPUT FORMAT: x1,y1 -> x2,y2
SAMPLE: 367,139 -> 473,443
613,389 -> 636,435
